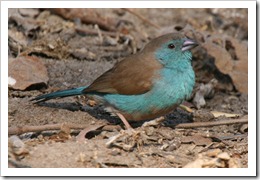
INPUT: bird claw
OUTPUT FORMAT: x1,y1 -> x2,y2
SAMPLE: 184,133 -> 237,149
106,117 -> 165,151
105,128 -> 139,151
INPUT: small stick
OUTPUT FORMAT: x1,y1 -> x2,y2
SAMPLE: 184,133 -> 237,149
8,122 -> 107,135
94,24 -> 103,44
75,27 -> 119,37
170,118 -> 248,129
8,118 -> 248,136
142,117 -> 165,127
122,8 -> 161,29
179,104 -> 194,113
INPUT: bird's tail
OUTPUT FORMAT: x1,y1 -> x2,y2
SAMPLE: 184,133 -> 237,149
32,86 -> 88,103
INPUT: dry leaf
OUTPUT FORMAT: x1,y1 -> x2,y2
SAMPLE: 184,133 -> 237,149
8,56 -> 49,90
211,111 -> 241,118
181,135 -> 212,146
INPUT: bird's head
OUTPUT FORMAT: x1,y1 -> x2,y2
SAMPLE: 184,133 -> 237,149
143,33 -> 198,68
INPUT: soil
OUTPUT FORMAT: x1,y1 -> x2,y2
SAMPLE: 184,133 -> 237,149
8,8 -> 248,168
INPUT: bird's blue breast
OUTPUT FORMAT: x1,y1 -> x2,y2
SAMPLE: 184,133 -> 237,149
95,60 -> 195,121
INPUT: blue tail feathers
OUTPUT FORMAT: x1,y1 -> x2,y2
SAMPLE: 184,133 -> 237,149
32,86 -> 88,102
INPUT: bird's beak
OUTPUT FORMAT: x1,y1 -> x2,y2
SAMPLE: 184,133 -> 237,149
182,39 -> 198,52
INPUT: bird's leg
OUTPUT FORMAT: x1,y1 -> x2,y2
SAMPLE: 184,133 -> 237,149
116,113 -> 133,129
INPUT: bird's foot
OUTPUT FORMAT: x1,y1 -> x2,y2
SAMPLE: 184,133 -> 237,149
106,128 -> 138,151
106,116 -> 166,151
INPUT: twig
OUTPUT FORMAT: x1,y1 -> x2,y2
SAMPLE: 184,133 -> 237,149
94,24 -> 103,44
179,104 -> 194,113
8,118 -> 248,136
212,134 -> 248,141
169,118 -> 248,129
8,122 -> 107,135
122,8 -> 160,29
49,8 -> 116,31
142,117 -> 165,127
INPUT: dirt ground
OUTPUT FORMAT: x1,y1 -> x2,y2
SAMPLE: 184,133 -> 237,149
8,8 -> 248,168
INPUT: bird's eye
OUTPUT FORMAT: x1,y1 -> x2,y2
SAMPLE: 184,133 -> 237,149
168,44 -> 175,49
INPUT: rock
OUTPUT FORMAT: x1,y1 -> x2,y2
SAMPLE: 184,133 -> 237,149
192,79 -> 218,109
217,152 -> 230,160
8,56 -> 49,90
71,48 -> 96,60
8,29 -> 28,56
9,135 -> 29,156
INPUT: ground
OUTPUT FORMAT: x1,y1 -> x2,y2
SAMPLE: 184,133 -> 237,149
8,8 -> 248,168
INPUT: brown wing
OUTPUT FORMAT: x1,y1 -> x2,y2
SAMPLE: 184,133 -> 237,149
83,52 -> 162,95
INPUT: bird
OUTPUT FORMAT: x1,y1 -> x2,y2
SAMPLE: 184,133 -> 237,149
32,33 -> 198,129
